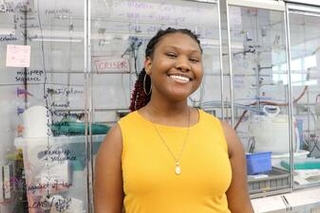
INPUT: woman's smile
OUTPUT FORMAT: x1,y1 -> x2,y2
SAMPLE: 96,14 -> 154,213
168,74 -> 191,83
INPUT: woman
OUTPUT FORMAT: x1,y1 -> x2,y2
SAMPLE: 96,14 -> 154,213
94,27 -> 254,213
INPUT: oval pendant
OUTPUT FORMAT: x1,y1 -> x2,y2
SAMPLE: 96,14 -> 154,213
175,162 -> 181,175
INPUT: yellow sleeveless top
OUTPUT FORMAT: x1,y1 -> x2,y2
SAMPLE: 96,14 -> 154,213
119,109 -> 231,213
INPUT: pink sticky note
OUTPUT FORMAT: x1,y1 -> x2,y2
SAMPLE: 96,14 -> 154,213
6,44 -> 31,67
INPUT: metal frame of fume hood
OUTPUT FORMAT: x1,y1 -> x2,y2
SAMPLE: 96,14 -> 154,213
286,2 -> 320,191
228,0 -> 286,11
285,0 -> 320,7
225,0 -> 295,197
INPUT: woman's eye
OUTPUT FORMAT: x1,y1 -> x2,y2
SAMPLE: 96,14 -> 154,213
166,53 -> 176,58
189,58 -> 199,63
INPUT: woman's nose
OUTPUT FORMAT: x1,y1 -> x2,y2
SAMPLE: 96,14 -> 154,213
175,56 -> 191,72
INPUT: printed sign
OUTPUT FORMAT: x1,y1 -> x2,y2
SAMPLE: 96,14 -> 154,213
93,56 -> 130,73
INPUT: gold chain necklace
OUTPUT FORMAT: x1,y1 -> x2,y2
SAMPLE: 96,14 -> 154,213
151,108 -> 190,175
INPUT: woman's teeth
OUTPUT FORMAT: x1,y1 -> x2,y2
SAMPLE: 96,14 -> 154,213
170,75 -> 190,82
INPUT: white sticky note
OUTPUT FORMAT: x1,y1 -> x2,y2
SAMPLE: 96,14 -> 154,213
6,44 -> 31,67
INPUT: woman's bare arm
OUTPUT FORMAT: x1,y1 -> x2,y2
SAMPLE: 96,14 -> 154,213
94,124 -> 124,213
221,120 -> 255,213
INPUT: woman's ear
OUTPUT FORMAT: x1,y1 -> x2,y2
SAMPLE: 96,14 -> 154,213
144,57 -> 152,74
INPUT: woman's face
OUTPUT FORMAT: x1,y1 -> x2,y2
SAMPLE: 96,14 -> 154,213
145,32 -> 203,102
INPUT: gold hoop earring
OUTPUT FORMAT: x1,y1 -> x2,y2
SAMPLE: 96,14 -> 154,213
143,73 -> 152,96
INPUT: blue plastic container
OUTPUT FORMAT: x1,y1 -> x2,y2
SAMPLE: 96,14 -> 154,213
246,152 -> 272,175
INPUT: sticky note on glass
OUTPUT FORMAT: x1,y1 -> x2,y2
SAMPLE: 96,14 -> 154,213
6,44 -> 31,67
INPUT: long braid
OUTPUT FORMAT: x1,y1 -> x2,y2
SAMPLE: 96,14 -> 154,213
129,27 -> 202,111
129,68 -> 151,111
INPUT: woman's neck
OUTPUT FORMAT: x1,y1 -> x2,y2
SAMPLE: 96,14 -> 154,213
141,103 -> 191,127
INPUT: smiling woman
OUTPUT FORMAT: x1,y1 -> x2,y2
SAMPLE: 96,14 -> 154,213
93,27 -> 254,213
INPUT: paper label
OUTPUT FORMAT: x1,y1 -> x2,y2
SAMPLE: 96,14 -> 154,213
6,44 -> 31,67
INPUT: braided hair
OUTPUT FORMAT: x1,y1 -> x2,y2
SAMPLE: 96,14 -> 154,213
129,27 -> 202,111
